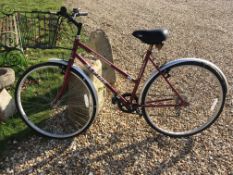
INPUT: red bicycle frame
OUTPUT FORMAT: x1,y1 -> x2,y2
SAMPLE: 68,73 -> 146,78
60,36 -> 187,110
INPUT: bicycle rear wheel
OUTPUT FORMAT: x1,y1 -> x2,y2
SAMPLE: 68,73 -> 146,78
15,62 -> 97,138
141,60 -> 227,137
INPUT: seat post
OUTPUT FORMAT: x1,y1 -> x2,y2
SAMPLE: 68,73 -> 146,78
148,45 -> 153,52
155,43 -> 164,50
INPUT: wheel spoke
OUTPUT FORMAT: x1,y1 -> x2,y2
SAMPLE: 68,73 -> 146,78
142,61 -> 225,137
16,63 -> 96,138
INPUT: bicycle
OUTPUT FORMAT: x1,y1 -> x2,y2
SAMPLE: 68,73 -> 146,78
15,7 -> 228,139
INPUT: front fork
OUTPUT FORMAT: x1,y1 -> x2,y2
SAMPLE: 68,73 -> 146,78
51,37 -> 80,106
51,59 -> 74,106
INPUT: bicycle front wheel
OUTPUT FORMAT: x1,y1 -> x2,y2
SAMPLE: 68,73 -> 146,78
141,60 -> 227,137
15,62 -> 97,138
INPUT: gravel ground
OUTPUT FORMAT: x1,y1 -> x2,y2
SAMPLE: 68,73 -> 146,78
1,0 -> 233,174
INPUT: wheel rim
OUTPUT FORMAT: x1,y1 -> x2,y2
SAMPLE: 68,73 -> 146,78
143,64 -> 224,136
17,64 -> 95,138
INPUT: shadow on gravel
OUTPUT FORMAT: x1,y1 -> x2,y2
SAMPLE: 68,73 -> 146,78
147,136 -> 194,175
82,133 -> 194,175
0,131 -> 194,174
0,136 -> 73,175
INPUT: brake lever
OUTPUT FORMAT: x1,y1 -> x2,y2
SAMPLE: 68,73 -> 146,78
70,8 -> 77,19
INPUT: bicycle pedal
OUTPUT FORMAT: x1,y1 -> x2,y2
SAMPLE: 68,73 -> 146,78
111,95 -> 119,105
136,108 -> 143,116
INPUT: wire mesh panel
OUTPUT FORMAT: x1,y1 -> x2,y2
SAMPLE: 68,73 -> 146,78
16,11 -> 63,49
0,10 -> 72,67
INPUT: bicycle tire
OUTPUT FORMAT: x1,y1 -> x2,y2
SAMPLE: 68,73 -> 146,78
15,62 -> 97,139
140,59 -> 227,137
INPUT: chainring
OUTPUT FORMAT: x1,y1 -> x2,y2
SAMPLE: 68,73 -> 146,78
117,93 -> 138,113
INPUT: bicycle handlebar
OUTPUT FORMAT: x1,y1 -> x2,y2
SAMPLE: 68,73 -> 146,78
57,6 -> 87,34
57,6 -> 88,19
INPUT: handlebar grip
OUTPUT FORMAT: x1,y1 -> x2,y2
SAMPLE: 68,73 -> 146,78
79,12 -> 88,16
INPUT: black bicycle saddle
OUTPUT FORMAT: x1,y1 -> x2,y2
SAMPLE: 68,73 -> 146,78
132,28 -> 168,45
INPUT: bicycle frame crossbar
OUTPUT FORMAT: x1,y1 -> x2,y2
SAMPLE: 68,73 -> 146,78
63,36 -> 186,109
